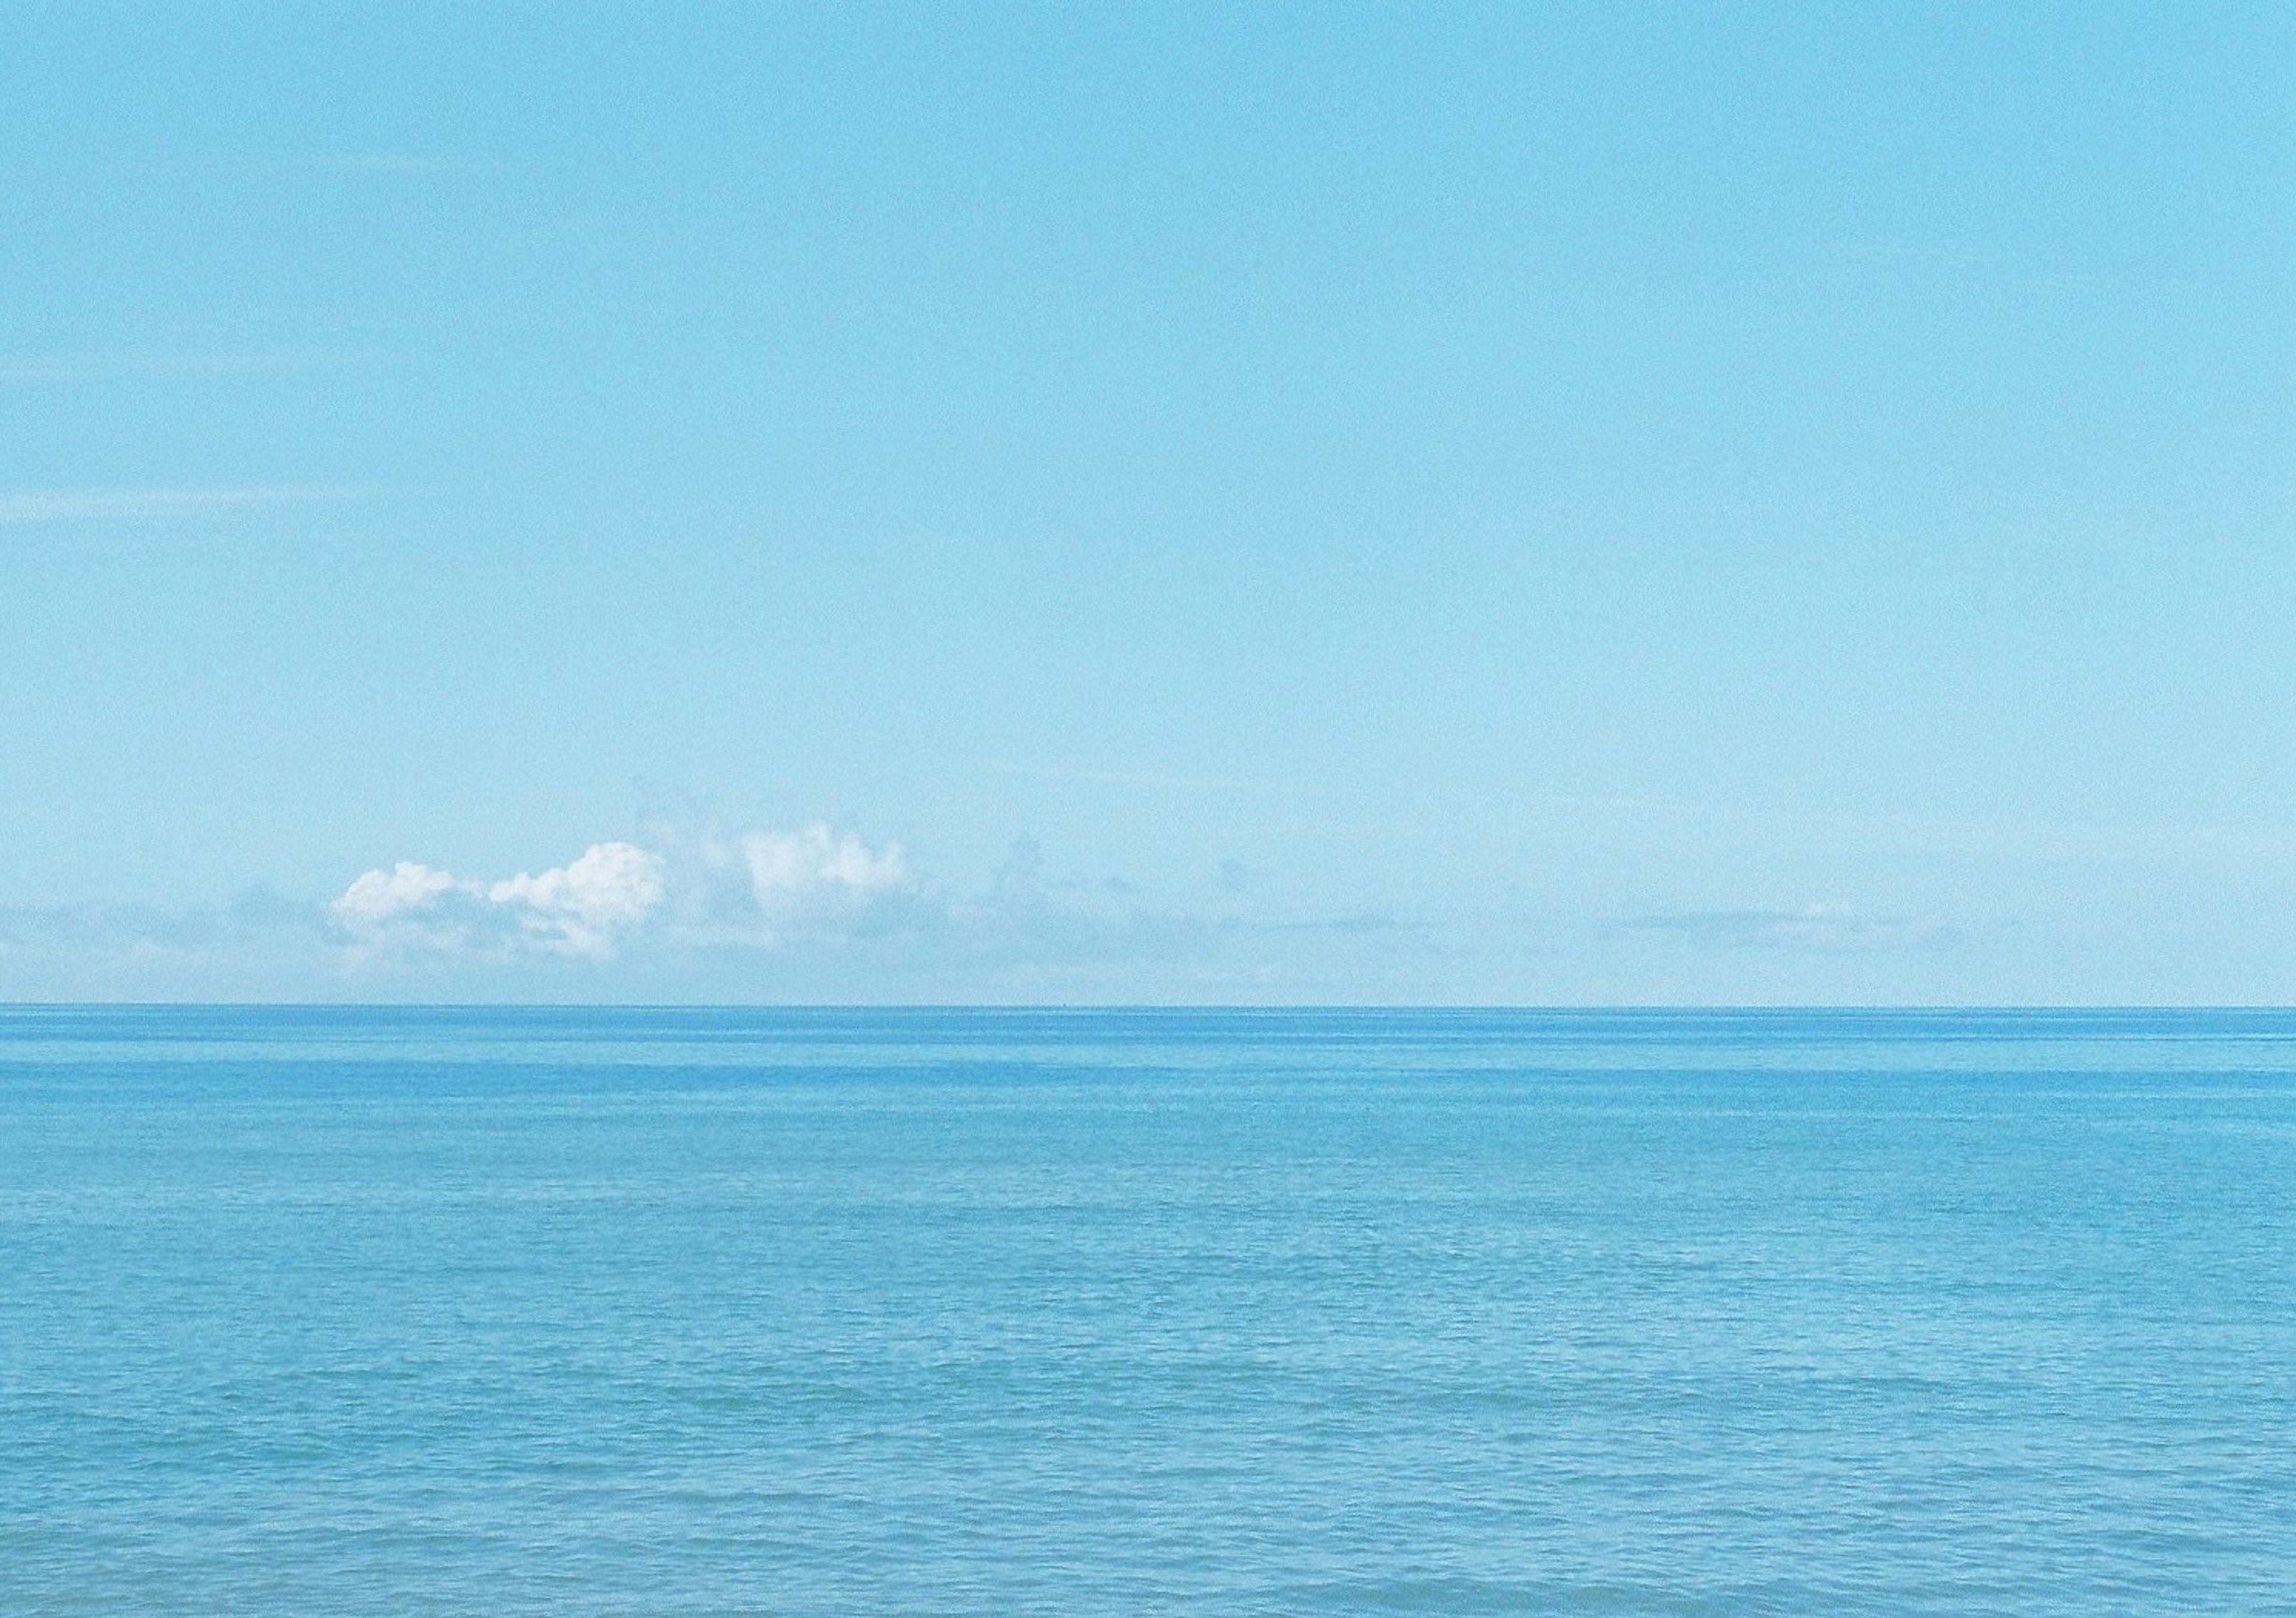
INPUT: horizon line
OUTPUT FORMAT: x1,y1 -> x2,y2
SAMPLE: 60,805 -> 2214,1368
2,1002 -> 2291,1015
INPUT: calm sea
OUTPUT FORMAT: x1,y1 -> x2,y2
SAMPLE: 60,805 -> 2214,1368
3,1008 -> 2292,1614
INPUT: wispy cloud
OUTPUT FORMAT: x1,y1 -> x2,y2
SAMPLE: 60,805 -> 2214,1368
310,153 -> 494,175
1263,912 -> 1407,936
0,890 -> 326,953
0,350 -> 381,384
982,759 -> 1278,795
1623,906 -> 1956,952
923,836 -> 1218,967
0,485 -> 366,524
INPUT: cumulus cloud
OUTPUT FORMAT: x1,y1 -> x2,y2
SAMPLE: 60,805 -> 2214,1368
332,841 -> 667,959
329,827 -> 917,961
324,822 -> 1265,982
335,860 -> 460,924
488,842 -> 667,955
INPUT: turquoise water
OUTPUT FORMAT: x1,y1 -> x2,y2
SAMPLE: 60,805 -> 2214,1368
3,1008 -> 2293,1614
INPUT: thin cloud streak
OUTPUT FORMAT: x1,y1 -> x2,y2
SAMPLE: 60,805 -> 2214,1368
982,759 -> 1281,795
0,486 -> 369,524
1622,906 -> 1958,953
310,153 -> 496,175
0,350 -> 383,383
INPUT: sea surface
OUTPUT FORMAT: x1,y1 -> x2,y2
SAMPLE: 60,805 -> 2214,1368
2,1007 -> 2293,1614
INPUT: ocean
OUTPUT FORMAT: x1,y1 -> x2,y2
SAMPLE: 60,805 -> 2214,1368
2,1007 -> 2292,1614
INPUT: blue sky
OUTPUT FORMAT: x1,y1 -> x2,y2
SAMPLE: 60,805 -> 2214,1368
3,4 -> 2291,1002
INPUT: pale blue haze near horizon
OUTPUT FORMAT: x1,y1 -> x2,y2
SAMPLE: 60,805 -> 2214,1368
4,4 -> 2293,1002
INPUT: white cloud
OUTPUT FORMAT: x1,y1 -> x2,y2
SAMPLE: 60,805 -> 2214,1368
323,822 -> 1232,978
328,826 -> 914,961
335,861 -> 460,924
488,842 -> 667,956
332,842 -> 665,959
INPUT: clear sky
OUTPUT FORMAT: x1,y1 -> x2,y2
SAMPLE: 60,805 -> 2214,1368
4,4 -> 2291,1003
